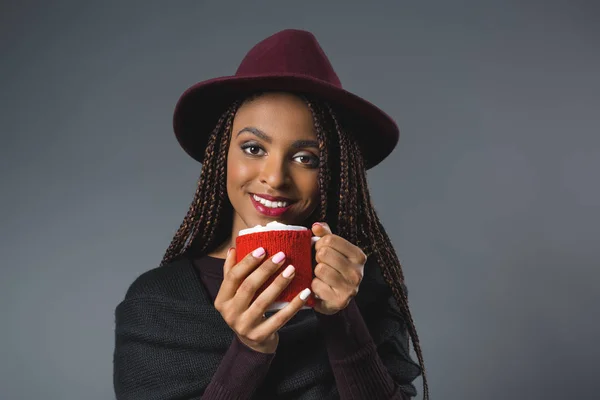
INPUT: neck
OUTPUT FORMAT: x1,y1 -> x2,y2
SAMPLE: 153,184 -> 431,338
207,213 -> 245,259
207,238 -> 232,259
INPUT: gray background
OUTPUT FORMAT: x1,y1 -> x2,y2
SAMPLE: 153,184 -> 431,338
1,1 -> 598,399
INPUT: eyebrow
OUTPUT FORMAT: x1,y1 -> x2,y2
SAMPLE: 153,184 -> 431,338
236,127 -> 319,149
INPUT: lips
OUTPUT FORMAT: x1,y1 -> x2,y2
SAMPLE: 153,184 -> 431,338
250,194 -> 294,217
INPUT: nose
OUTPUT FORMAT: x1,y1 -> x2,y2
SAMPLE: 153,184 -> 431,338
259,154 -> 289,189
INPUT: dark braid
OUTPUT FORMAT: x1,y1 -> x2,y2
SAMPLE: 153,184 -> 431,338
328,104 -> 359,244
193,101 -> 239,249
160,102 -> 239,266
160,94 -> 429,399
304,99 -> 330,222
307,98 -> 429,399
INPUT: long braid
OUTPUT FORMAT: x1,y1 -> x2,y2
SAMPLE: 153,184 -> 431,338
325,104 -> 359,244
159,102 -> 239,266
354,146 -> 430,399
317,100 -> 430,399
194,101 -> 239,250
160,94 -> 428,399
304,98 -> 330,222
184,112 -> 225,249
160,130 -> 217,265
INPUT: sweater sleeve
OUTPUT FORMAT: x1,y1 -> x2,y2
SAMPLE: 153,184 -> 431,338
315,298 -> 420,399
202,335 -> 275,399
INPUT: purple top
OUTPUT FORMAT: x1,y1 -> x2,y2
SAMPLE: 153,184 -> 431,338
193,255 -> 411,400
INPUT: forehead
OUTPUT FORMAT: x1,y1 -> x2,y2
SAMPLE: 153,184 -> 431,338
232,92 -> 316,140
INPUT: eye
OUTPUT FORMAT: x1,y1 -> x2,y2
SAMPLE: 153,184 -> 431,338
241,143 -> 265,156
293,153 -> 319,168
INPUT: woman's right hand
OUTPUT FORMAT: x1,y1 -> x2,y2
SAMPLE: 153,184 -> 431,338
214,247 -> 312,354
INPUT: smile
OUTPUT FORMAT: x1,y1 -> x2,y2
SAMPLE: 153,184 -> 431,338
250,194 -> 294,217
253,194 -> 289,208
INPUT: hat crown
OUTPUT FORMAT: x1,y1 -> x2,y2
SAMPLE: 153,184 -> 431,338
235,29 -> 342,88
174,29 -> 399,170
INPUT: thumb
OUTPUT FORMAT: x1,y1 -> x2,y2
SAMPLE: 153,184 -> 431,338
311,222 -> 332,237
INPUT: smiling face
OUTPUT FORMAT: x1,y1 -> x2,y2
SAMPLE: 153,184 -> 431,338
226,92 -> 321,237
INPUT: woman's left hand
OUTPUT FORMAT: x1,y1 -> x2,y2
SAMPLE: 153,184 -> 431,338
310,222 -> 367,315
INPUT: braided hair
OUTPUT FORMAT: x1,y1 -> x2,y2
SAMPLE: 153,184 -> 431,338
160,94 -> 429,400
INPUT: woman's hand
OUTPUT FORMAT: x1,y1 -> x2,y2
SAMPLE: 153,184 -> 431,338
310,222 -> 367,315
214,247 -> 311,354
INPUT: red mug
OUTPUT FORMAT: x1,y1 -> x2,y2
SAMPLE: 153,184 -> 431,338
235,222 -> 319,311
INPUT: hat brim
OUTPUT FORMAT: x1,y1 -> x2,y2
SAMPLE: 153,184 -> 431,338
173,74 -> 399,170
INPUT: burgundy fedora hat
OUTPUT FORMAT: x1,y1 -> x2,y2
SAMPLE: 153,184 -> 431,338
173,29 -> 399,169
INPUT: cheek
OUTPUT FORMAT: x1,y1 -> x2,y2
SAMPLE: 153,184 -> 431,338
302,173 -> 320,204
227,154 -> 252,189
311,179 -> 320,201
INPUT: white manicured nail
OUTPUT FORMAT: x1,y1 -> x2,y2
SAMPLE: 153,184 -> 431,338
282,265 -> 295,278
299,288 -> 311,301
272,251 -> 286,264
252,247 -> 265,258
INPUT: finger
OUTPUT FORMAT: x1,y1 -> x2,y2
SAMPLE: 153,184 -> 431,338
314,262 -> 347,289
314,234 -> 367,265
310,276 -> 336,301
220,247 -> 266,300
215,248 -> 237,307
314,245 -> 347,270
315,247 -> 363,288
254,287 -> 312,338
246,264 -> 296,319
223,247 -> 236,276
234,251 -> 287,310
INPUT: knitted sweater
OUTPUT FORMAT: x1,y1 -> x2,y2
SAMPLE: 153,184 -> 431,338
113,254 -> 421,399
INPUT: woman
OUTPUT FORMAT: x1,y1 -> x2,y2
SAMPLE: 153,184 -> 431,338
114,29 -> 428,399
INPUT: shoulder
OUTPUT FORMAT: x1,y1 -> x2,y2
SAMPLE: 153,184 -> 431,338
122,254 -> 202,301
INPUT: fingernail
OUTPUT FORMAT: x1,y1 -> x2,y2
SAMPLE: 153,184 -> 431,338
272,251 -> 286,264
312,222 -> 323,227
282,265 -> 295,278
252,247 -> 265,258
299,288 -> 312,301
227,247 -> 233,256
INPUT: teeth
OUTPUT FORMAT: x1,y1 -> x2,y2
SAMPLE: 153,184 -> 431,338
253,194 -> 289,208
